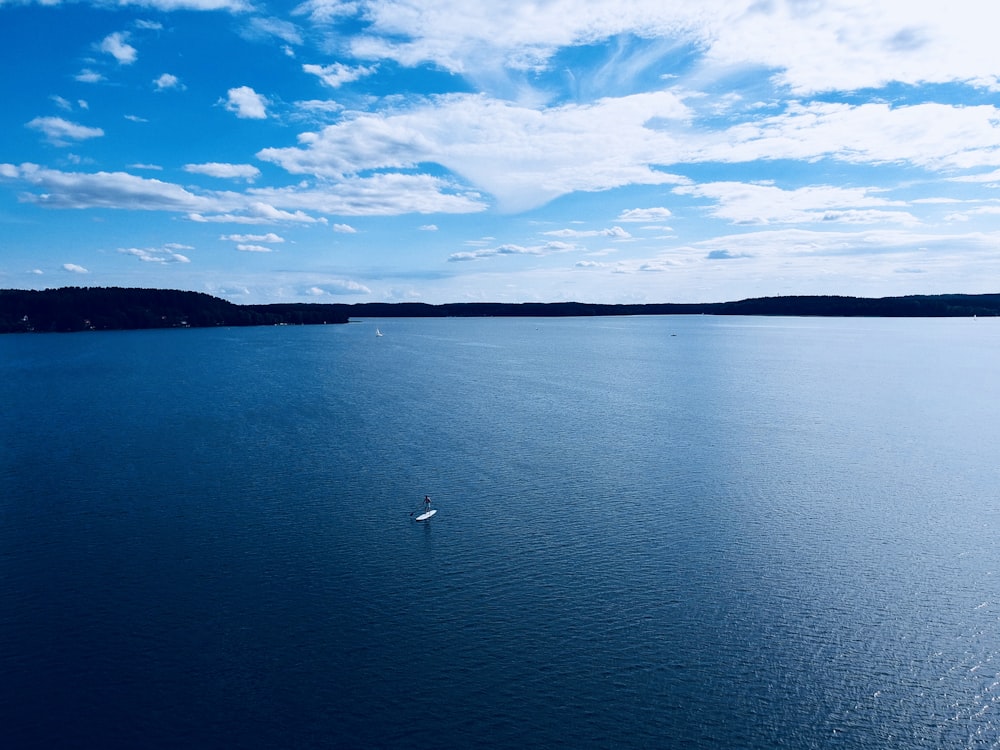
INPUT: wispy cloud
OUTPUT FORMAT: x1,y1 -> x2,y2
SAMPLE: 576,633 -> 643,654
543,226 -> 631,239
617,207 -> 672,222
693,102 -> 1000,172
673,182 -> 919,226
221,232 -> 285,243
188,206 -> 324,225
75,69 -> 104,84
244,16 -> 303,45
448,241 -> 573,262
118,244 -> 192,263
117,0 -> 251,10
26,117 -> 104,146
184,162 -> 261,181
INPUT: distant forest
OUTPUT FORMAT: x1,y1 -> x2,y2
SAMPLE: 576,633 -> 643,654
2,286 -> 999,334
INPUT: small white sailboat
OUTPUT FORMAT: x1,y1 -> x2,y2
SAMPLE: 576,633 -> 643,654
375,327 -> 383,337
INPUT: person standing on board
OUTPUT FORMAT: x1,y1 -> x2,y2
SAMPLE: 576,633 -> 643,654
423,495 -> 432,511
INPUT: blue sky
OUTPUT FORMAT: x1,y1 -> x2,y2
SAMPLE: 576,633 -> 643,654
2,0 -> 1000,304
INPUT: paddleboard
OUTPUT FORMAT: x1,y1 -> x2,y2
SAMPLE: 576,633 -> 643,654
415,509 -> 437,522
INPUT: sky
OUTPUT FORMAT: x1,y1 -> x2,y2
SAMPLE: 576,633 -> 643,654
3,1 -> 1000,305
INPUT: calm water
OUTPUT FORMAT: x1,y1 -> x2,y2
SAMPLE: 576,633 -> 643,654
2,315 -> 1000,749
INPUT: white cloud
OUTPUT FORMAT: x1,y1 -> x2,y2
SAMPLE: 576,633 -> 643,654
305,279 -> 372,295
184,162 -> 261,181
342,1 -> 693,76
75,69 -> 104,84
674,182 -> 919,226
420,224 -> 438,231
114,0 -> 251,9
100,32 -> 137,65
544,226 -> 631,239
944,204 -> 1000,222
3,163 -> 227,211
188,205 -> 324,224
447,241 -> 574,262
221,232 -> 284,243
154,73 -> 183,90
246,173 -> 487,215
695,102 -> 1000,172
333,223 -> 357,233
258,91 -> 691,212
702,0 -> 1000,95
26,117 -> 104,146
324,1 -> 1000,99
236,244 -> 273,252
294,1 -> 360,23
618,207 -> 672,222
1,161 -> 483,221
951,169 -> 1000,184
0,164 -> 335,224
62,263 -> 88,273
665,227 -> 1000,266
293,99 -> 344,117
223,86 -> 269,119
118,246 -> 191,263
303,62 -> 378,88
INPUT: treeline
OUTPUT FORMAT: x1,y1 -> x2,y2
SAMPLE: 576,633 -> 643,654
342,294 -> 1000,318
2,287 -> 998,334
0,287 -> 349,333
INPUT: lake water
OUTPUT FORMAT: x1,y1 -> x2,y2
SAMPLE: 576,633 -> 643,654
2,315 -> 1000,749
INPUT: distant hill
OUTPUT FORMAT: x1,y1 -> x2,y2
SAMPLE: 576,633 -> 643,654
1,287 -> 998,334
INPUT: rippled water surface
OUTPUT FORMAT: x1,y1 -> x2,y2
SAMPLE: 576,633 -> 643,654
3,315 -> 1000,748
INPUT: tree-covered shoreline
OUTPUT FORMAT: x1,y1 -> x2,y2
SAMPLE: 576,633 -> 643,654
2,287 -> 999,334
0,287 -> 350,334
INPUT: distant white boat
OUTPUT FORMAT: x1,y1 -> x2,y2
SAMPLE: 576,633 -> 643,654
375,327 -> 383,337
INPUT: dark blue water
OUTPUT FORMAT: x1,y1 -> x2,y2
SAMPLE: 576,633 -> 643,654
3,316 -> 1000,749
